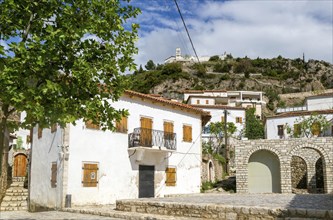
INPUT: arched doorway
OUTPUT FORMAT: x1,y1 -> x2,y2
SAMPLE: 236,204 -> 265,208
248,150 -> 281,193
208,161 -> 214,182
291,156 -> 307,192
13,154 -> 27,177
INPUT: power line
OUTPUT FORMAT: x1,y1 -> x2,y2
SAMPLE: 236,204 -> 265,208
173,0 -> 200,64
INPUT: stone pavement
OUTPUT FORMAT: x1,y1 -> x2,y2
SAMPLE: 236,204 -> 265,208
0,210 -> 119,219
61,193 -> 333,219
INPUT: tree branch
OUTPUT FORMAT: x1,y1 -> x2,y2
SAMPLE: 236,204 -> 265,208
22,13 -> 34,42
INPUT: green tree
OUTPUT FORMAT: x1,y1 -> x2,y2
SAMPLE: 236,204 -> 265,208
286,114 -> 331,138
144,60 -> 156,71
245,108 -> 264,139
0,0 -> 140,193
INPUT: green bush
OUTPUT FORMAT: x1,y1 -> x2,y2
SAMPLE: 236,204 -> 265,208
209,55 -> 220,62
161,63 -> 182,75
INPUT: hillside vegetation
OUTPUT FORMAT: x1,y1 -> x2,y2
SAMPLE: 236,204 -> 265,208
126,56 -> 333,112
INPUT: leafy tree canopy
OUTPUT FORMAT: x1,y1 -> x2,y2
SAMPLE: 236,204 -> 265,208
0,0 -> 140,130
244,108 -> 264,139
145,60 -> 156,71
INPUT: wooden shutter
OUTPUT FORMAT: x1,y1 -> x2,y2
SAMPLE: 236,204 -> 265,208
82,163 -> 98,187
140,117 -> 153,146
221,116 -> 225,123
116,116 -> 128,133
311,122 -> 321,136
206,100 -> 209,104
293,124 -> 301,136
196,100 -> 200,104
239,117 -> 243,123
51,162 -> 57,188
183,125 -> 192,142
38,126 -> 43,139
85,120 -> 100,130
164,121 -> 174,140
165,167 -> 176,186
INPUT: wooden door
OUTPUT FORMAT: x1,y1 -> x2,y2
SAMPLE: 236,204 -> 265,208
14,154 -> 27,177
139,165 -> 154,198
140,117 -> 153,146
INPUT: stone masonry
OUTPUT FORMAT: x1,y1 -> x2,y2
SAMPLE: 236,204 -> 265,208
235,137 -> 333,194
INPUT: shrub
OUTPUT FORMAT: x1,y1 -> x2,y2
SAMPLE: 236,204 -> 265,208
209,55 -> 220,62
161,63 -> 182,75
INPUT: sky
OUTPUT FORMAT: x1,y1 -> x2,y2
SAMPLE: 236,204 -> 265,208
130,0 -> 333,68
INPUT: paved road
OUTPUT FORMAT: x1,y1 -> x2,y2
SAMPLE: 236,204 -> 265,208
0,210 -> 121,220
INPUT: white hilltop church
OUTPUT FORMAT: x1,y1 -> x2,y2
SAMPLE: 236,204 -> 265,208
164,48 -> 227,64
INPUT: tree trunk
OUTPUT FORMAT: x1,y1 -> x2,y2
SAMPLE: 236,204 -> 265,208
0,104 -> 10,199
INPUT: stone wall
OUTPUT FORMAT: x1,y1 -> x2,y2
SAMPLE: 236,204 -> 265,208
291,156 -> 307,190
235,137 -> 333,194
201,154 -> 223,183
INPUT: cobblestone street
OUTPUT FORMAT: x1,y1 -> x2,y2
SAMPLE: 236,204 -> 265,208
0,210 -> 120,219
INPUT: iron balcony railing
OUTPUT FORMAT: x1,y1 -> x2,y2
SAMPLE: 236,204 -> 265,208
128,127 -> 177,150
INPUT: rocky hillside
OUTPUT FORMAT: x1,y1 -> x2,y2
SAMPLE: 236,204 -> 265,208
127,56 -> 333,113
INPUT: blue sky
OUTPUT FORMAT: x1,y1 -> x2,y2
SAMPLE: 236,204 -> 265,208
130,0 -> 333,67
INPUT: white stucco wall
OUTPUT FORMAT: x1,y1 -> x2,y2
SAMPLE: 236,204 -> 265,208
200,108 -> 245,139
30,125 -> 65,209
266,113 -> 333,139
306,96 -> 333,111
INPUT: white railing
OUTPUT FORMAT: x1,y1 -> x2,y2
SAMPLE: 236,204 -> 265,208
276,106 -> 307,113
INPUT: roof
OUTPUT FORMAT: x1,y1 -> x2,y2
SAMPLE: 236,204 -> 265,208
190,104 -> 245,111
266,109 -> 333,119
183,90 -> 227,94
306,92 -> 333,99
123,90 -> 211,124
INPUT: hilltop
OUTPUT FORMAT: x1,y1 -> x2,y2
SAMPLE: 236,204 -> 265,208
126,56 -> 333,114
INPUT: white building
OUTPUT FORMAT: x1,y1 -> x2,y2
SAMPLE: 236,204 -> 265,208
29,90 -> 210,210
184,90 -> 264,119
164,48 -> 227,64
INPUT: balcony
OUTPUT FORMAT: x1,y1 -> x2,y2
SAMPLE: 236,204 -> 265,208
128,128 -> 177,151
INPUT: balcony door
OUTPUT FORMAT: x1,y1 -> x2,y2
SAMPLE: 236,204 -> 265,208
140,117 -> 153,147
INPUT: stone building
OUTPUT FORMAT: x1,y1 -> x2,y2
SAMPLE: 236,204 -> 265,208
201,154 -> 223,183
235,137 -> 333,194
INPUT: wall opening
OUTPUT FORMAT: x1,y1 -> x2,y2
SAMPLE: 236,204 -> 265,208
208,161 -> 214,182
291,156 -> 307,193
315,158 -> 324,193
248,150 -> 281,193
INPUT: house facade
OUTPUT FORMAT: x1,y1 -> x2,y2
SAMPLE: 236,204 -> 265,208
183,90 -> 264,119
267,92 -> 333,139
29,90 -> 210,210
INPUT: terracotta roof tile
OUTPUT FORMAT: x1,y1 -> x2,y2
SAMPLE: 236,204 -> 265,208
267,109 -> 333,119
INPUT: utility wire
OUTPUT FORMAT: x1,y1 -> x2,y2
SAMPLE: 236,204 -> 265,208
173,0 -> 200,64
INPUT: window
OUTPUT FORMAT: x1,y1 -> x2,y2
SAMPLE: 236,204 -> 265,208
196,100 -> 200,104
293,124 -> 301,136
164,121 -> 174,139
183,125 -> 192,142
206,100 -> 209,104
311,122 -> 321,136
51,124 -> 57,133
116,116 -> 128,133
278,125 -> 284,137
236,117 -> 243,123
85,120 -> 100,130
165,167 -> 176,186
221,116 -> 225,123
82,163 -> 98,187
51,162 -> 57,188
38,126 -> 43,139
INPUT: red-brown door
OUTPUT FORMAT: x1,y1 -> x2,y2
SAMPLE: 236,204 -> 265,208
14,154 -> 27,177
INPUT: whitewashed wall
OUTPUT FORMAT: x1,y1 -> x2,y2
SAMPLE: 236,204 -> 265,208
307,96 -> 333,111
266,113 -> 333,139
30,125 -> 64,210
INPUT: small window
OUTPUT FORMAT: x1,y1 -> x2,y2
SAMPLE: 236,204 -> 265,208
236,117 -> 243,123
116,116 -> 128,133
165,167 -> 176,186
51,124 -> 57,133
82,163 -> 98,187
183,125 -> 192,142
38,126 -> 43,139
293,124 -> 301,136
221,116 -> 225,123
85,120 -> 100,130
196,100 -> 200,104
51,162 -> 57,188
278,125 -> 284,136
206,100 -> 209,104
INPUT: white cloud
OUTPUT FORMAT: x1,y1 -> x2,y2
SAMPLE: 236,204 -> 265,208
133,0 -> 333,68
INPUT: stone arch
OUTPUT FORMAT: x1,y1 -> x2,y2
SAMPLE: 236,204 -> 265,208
245,146 -> 282,164
289,144 -> 330,193
248,149 -> 281,193
208,160 -> 214,182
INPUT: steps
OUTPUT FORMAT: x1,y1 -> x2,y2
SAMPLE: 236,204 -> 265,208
0,177 -> 28,211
